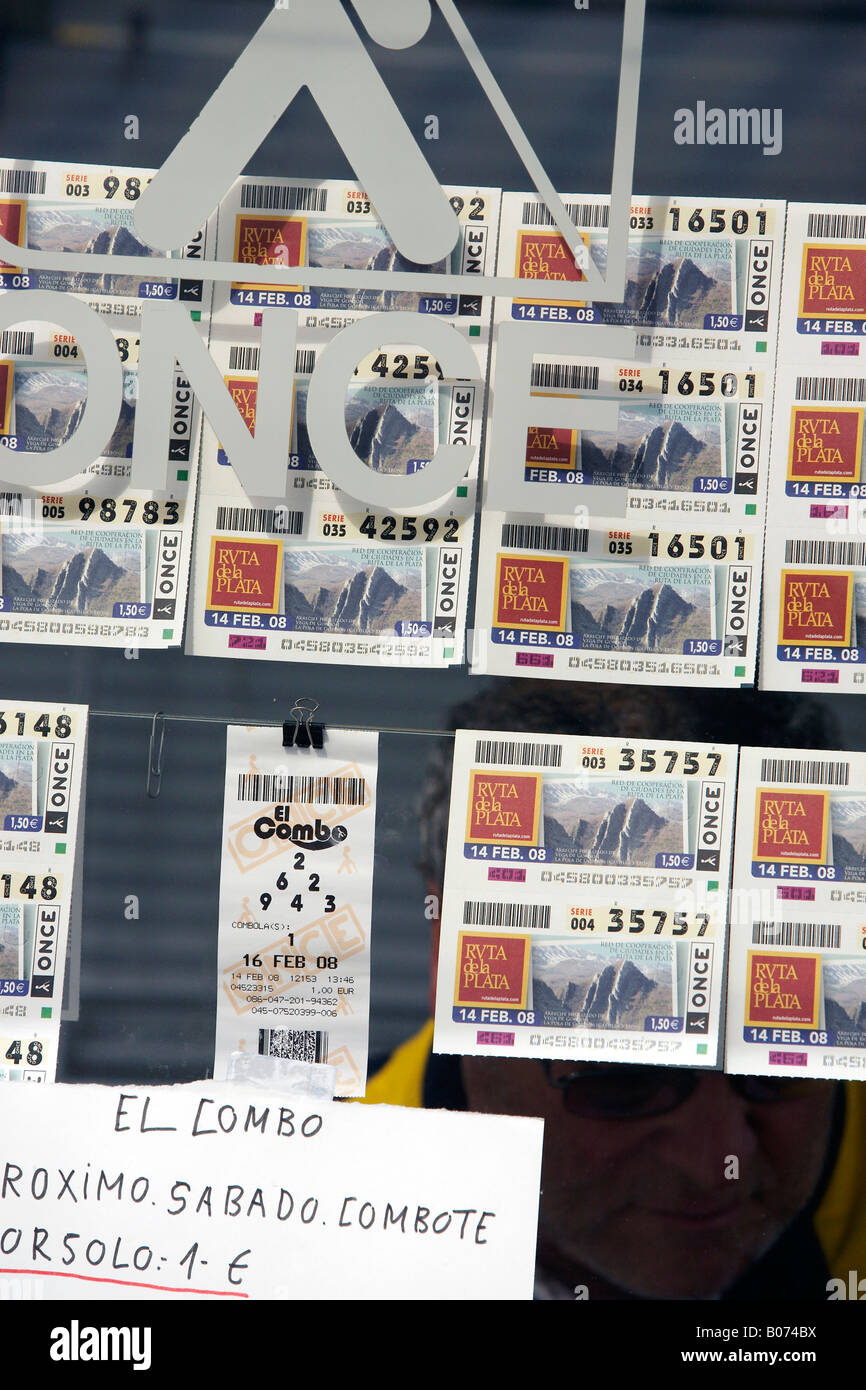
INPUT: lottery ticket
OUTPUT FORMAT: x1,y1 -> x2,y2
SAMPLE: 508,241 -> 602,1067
761,203 -> 866,691
495,194 -> 784,361
760,530 -> 866,693
0,159 -> 215,649
471,515 -> 758,686
213,176 -> 499,328
215,725 -> 378,1097
777,203 -> 866,364
0,157 -> 209,313
484,349 -> 771,525
0,698 -> 88,1083
433,730 -> 737,1068
726,747 -> 866,1081
187,333 -> 480,666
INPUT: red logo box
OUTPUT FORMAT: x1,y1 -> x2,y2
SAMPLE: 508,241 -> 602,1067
208,536 -> 282,613
745,951 -> 821,1028
454,932 -> 530,1008
788,405 -> 863,483
754,788 -> 829,863
0,200 -> 25,272
466,770 -> 541,846
525,425 -> 577,470
779,570 -> 853,646
494,553 -> 569,631
233,213 -> 306,290
800,244 -> 866,320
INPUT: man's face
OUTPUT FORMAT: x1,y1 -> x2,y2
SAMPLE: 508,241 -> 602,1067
461,1056 -> 836,1299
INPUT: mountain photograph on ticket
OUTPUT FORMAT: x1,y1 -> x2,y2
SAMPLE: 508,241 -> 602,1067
569,562 -> 713,653
541,776 -> 686,867
282,546 -> 422,634
0,742 -> 36,818
345,382 -> 436,475
828,794 -> 866,880
531,939 -> 676,1031
853,578 -> 866,648
588,236 -> 734,328
822,957 -> 866,1042
306,220 -> 447,311
0,904 -> 23,984
25,204 -> 167,296
11,363 -> 136,458
292,379 -> 438,475
0,527 -> 144,616
565,402 -> 723,491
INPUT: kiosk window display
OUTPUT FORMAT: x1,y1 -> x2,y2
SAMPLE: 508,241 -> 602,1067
0,0 -> 865,1344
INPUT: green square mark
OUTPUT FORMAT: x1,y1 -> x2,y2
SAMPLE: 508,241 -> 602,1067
41,1007 -> 52,1019
176,469 -> 189,482
735,665 -> 746,677
469,325 -> 481,337
457,485 -> 468,498
708,880 -> 719,892
696,1044 -> 708,1056
756,341 -> 767,352
443,648 -> 454,659
163,629 -> 174,641
745,503 -> 757,515
190,310 -> 201,322
56,843 -> 66,855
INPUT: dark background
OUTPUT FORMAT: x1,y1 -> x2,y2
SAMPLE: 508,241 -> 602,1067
0,0 -> 863,1080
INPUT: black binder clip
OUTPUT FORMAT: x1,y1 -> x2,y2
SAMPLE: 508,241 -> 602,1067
283,697 -> 325,750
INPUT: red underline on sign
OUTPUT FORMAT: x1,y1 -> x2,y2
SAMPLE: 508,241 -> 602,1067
0,1266 -> 248,1298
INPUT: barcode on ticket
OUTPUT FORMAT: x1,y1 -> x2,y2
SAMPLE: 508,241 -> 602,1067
463,900 -> 551,930
752,921 -> 841,949
759,757 -> 849,785
521,200 -> 609,228
228,346 -> 316,374
236,774 -> 367,804
216,507 -> 304,535
795,376 -> 866,402
531,363 -> 599,392
784,539 -> 866,566
500,523 -> 589,553
240,183 -> 328,212
806,212 -> 866,238
0,331 -> 33,356
0,168 -> 46,194
474,738 -> 563,767
258,1028 -> 329,1064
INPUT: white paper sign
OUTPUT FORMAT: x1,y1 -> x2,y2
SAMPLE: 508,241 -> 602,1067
0,1082 -> 543,1300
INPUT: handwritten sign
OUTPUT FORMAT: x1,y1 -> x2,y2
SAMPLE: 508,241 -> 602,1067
0,1082 -> 542,1300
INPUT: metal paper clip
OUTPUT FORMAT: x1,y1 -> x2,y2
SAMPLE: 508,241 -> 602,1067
283,697 -> 325,750
146,712 -> 166,797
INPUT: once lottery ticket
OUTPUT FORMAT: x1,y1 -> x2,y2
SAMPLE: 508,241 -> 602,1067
506,353 -> 771,527
471,514 -> 759,686
0,158 -> 215,649
761,202 -> 866,692
0,157 -> 209,310
214,176 -> 499,329
0,698 -> 87,1083
215,725 -> 378,1097
760,530 -> 866,693
495,193 -> 784,361
726,747 -> 866,1081
187,335 -> 480,666
777,203 -> 866,364
433,730 -> 737,1068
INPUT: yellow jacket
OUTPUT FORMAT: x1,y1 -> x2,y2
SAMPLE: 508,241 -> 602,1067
364,1021 -> 866,1294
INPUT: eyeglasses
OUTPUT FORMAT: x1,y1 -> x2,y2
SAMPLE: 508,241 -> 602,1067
541,1059 -> 822,1120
